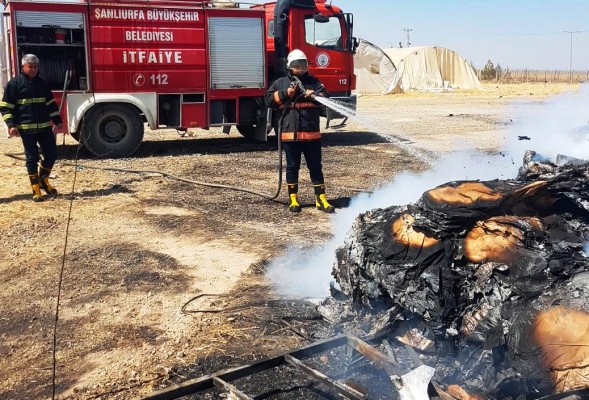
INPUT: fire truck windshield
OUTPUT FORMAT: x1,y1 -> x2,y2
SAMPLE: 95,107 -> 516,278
304,15 -> 345,51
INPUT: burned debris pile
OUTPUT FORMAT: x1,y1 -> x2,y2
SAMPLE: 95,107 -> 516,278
331,152 -> 589,398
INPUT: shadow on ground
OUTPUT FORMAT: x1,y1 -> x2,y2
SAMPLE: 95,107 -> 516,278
57,131 -> 393,161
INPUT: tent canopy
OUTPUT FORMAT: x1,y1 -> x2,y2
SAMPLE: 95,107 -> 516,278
353,39 -> 398,94
354,40 -> 481,94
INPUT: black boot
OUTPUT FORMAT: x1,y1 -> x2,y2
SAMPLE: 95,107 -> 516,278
39,165 -> 58,197
287,183 -> 301,213
28,174 -> 44,202
314,184 -> 335,213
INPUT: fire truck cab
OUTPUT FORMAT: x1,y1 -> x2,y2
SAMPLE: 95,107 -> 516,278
0,0 -> 356,157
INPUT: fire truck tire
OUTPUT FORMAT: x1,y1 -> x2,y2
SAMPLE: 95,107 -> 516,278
236,125 -> 256,140
82,104 -> 144,158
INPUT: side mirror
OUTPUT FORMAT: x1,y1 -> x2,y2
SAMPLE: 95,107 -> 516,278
313,14 -> 330,23
345,37 -> 359,52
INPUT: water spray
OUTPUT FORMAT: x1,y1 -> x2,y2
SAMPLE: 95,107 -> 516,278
292,75 -> 435,168
291,75 -> 357,122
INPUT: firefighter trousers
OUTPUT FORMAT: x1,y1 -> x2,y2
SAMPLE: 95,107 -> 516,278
20,127 -> 57,175
283,140 -> 324,185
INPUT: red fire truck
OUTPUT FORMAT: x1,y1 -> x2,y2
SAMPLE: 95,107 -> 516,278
0,0 -> 356,157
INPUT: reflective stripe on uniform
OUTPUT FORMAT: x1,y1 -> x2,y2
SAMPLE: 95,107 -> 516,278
278,102 -> 319,110
46,98 -> 56,106
0,101 -> 15,109
3,113 -> 13,121
16,97 -> 46,105
281,131 -> 321,141
293,102 -> 319,109
17,122 -> 52,130
50,111 -> 60,117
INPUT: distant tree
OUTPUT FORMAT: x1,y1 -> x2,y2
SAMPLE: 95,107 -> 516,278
495,63 -> 503,80
481,59 -> 496,81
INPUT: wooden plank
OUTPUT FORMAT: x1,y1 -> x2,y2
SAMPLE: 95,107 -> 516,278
142,357 -> 283,399
284,355 -> 367,400
346,335 -> 403,377
213,377 -> 253,400
143,334 -> 349,400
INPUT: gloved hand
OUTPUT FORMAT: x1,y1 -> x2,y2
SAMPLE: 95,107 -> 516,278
287,81 -> 299,98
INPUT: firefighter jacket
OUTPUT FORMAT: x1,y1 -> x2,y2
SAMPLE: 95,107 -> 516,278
0,72 -> 62,133
265,72 -> 328,141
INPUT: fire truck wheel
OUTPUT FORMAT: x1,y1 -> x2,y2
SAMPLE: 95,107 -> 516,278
236,125 -> 256,140
82,104 -> 144,158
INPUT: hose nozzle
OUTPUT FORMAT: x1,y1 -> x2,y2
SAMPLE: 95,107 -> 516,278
292,75 -> 305,90
292,76 -> 316,99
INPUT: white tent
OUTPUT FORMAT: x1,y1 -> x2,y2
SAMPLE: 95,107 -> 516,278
354,40 -> 481,94
353,40 -> 398,94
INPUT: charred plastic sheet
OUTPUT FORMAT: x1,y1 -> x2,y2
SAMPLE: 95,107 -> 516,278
332,152 -> 589,398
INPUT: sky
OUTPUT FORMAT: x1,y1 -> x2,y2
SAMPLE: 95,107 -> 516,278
2,1 -> 586,71
333,0 -> 589,70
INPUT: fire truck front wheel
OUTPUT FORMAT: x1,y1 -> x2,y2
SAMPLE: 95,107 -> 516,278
82,104 -> 144,158
236,125 -> 256,140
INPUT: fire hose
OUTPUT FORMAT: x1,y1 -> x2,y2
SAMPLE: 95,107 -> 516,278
2,73 -> 331,400
3,131 -> 287,201
58,98 -> 294,202
4,76 -> 365,202
62,81 -> 319,202
2,72 -> 293,203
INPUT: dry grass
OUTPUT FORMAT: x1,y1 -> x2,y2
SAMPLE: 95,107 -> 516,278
375,82 -> 581,99
475,82 -> 581,97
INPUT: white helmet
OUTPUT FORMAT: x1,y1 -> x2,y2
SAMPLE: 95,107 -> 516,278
287,49 -> 308,71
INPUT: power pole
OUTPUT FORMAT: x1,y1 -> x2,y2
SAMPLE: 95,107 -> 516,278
404,28 -> 413,48
564,30 -> 581,83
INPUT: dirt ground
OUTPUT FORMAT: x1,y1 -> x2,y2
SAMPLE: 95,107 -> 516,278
0,82 -> 580,400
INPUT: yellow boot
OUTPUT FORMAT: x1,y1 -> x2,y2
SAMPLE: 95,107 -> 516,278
287,183 -> 301,213
314,184 -> 335,213
28,174 -> 44,202
39,165 -> 58,197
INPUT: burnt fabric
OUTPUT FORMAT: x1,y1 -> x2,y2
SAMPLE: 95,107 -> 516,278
533,306 -> 589,393
333,153 -> 589,397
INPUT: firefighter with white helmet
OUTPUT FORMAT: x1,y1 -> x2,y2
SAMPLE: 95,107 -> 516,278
265,49 -> 335,213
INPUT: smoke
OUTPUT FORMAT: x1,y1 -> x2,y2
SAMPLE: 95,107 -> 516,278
266,85 -> 589,299
506,84 -> 589,162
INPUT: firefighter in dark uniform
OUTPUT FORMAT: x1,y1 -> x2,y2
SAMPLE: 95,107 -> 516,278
1,54 -> 63,202
265,49 -> 335,213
